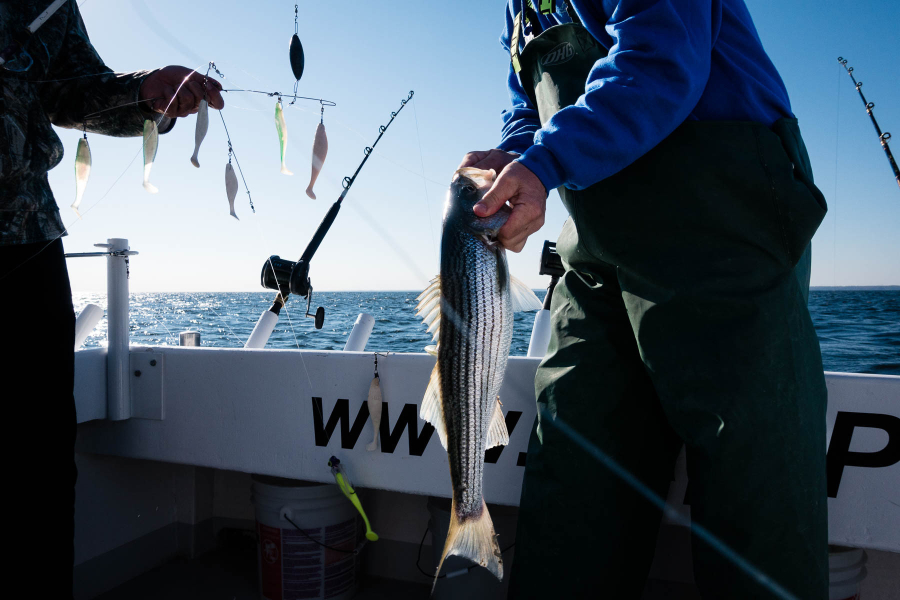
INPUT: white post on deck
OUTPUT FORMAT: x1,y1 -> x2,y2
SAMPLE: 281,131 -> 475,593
527,309 -> 552,358
245,311 -> 279,349
103,238 -> 131,421
344,313 -> 375,351
74,303 -> 104,350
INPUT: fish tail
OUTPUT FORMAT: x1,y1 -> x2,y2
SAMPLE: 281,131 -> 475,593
143,181 -> 159,194
280,165 -> 293,176
190,153 -> 200,168
434,499 -> 503,591
305,186 -> 316,200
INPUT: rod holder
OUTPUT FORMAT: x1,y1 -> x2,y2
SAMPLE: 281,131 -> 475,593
102,238 -> 132,421
179,331 -> 201,347
74,303 -> 104,350
344,313 -> 375,352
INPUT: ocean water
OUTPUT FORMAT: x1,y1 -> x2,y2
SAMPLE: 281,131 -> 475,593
73,289 -> 899,375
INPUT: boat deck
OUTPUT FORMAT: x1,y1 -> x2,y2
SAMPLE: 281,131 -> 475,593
94,545 -> 701,600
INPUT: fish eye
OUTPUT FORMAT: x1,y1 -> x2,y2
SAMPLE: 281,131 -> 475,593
461,184 -> 476,194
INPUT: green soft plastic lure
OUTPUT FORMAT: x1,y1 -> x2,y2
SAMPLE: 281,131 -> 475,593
72,135 -> 91,218
274,99 -> 292,175
328,456 -> 378,542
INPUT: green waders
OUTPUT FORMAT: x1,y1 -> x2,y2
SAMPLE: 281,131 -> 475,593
507,7 -> 829,600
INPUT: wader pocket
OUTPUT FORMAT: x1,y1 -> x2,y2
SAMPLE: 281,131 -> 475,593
757,120 -> 827,266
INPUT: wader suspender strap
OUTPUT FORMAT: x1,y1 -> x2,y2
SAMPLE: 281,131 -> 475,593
510,1 -> 582,74
511,0 -> 544,74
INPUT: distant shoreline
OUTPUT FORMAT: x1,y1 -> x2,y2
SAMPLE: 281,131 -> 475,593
809,286 -> 899,291
72,286 -> 900,294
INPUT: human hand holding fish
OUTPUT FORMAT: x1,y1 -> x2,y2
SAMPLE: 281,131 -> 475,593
473,161 -> 547,253
458,148 -> 519,173
139,66 -> 225,118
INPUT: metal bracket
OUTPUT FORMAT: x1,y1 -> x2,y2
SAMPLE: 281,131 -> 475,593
130,351 -> 164,420
65,243 -> 140,259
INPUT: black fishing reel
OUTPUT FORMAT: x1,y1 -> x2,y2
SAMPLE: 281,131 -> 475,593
539,240 -> 565,278
538,241 -> 565,310
260,255 -> 325,329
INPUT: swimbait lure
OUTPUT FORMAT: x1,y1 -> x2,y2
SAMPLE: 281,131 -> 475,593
72,135 -> 91,218
275,99 -> 292,175
142,119 -> 159,194
225,162 -> 239,220
305,121 -> 327,199
190,99 -> 208,168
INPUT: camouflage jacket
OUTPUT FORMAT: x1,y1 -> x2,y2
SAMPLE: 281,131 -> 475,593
0,0 -> 173,246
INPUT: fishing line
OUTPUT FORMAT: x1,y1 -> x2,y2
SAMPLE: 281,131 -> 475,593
26,71 -> 126,84
131,308 -> 176,346
82,97 -> 162,120
538,408 -> 800,600
217,109 -> 255,213
222,88 -> 336,107
291,103 -> 445,186
283,514 -> 362,555
262,254 -> 315,391
196,299 -> 246,346
833,62 -> 841,287
411,97 -> 438,263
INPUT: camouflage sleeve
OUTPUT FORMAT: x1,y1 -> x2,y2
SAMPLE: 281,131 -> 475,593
35,0 -> 174,137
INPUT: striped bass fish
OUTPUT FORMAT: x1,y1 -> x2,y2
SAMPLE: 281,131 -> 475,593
416,168 -> 542,584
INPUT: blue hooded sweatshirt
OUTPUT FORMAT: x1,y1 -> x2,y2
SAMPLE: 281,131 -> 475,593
498,0 -> 794,192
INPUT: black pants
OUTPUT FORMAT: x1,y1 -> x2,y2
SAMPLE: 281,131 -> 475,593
0,239 -> 76,597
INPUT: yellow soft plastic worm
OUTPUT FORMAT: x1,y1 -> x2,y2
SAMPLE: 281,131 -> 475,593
328,456 -> 378,542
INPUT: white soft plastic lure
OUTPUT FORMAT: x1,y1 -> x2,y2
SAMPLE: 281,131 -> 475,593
366,374 -> 382,451
225,162 -> 239,220
274,99 -> 292,175
142,119 -> 159,193
72,136 -> 91,218
190,99 -> 208,168
305,121 -> 328,199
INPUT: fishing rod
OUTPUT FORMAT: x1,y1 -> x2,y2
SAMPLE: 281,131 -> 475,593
258,91 -> 415,329
838,57 -> 900,191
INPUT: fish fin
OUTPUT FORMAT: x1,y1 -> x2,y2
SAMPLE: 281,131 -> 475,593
417,297 -> 440,321
306,187 -> 316,199
416,276 -> 441,301
509,276 -> 542,312
420,362 -> 447,450
424,345 -> 438,357
435,499 -> 503,590
421,305 -> 440,327
416,276 -> 442,341
485,397 -> 509,450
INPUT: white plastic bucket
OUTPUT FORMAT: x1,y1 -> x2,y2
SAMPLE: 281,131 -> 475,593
828,545 -> 868,600
251,475 -> 359,600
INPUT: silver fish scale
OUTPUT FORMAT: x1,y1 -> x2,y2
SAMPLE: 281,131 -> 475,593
439,226 -> 513,520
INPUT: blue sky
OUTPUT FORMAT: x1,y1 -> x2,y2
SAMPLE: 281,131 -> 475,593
56,0 -> 899,292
